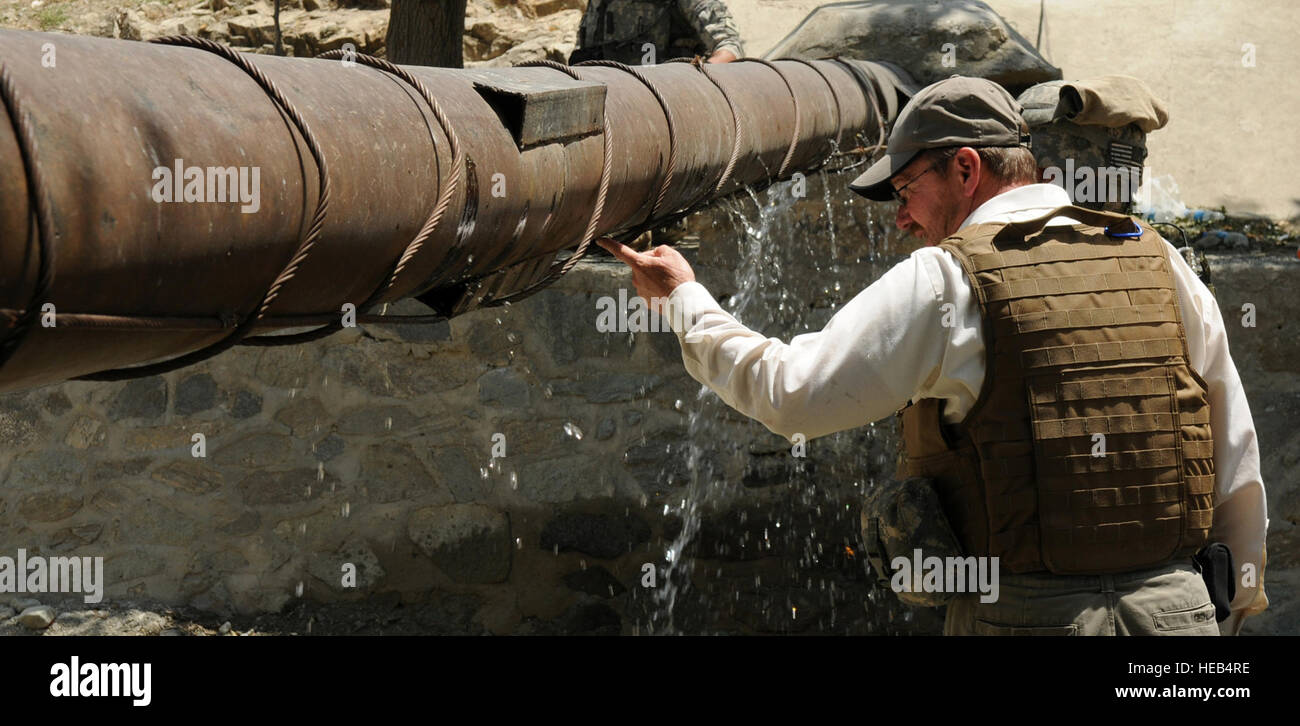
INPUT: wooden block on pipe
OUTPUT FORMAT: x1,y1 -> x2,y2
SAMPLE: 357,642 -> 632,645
469,70 -> 606,149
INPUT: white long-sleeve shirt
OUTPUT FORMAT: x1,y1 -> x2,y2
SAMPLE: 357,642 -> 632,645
667,183 -> 1269,628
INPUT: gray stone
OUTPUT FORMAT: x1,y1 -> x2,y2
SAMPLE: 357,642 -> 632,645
123,501 -> 205,546
518,456 -> 614,502
308,536 -> 385,592
18,492 -> 83,522
89,457 -> 150,485
151,461 -> 224,495
358,445 -> 451,504
766,0 -> 1061,93
533,288 -> 634,367
254,346 -> 320,389
551,373 -> 664,403
539,512 -> 650,559
18,605 -> 55,630
623,409 -> 643,426
43,391 -> 72,416
336,405 -> 418,435
478,367 -> 530,408
49,523 -> 104,551
325,342 -> 477,397
5,450 -> 86,488
407,504 -> 511,584
595,417 -> 616,441
175,373 -> 219,415
562,565 -> 627,598
219,433 -> 296,469
238,469 -> 332,505
0,606 -> 13,621
218,510 -> 261,536
9,597 -> 40,611
429,446 -> 489,503
108,378 -> 167,421
312,433 -> 345,462
623,430 -> 692,489
229,390 -> 263,419
275,398 -> 329,436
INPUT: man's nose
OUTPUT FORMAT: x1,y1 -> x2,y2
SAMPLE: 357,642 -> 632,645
895,204 -> 912,230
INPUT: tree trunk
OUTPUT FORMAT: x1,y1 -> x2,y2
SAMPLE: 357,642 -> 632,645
386,0 -> 467,68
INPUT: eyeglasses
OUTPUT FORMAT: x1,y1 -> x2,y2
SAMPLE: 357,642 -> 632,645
889,163 -> 938,205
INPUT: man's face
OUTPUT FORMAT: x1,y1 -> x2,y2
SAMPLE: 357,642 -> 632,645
891,153 -> 969,246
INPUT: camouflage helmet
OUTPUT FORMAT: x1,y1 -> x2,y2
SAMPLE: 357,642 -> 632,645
1018,76 -> 1170,214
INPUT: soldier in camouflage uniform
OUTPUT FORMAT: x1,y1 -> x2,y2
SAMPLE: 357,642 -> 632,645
1018,76 -> 1212,288
570,0 -> 745,65
1017,75 -> 1167,216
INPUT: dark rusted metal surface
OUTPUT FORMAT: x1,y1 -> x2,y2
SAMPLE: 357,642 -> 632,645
0,29 -> 905,392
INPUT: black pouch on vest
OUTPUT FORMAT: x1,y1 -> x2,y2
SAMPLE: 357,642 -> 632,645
1191,543 -> 1235,623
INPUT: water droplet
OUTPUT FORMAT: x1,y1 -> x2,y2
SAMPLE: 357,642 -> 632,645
384,416 -> 392,430
563,422 -> 584,440
341,502 -> 351,518
673,399 -> 683,411
479,467 -> 489,479
295,581 -> 304,597
316,462 -> 325,482
509,472 -> 518,490
515,537 -> 523,550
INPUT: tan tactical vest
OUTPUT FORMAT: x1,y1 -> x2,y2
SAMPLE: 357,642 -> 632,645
895,205 -> 1215,575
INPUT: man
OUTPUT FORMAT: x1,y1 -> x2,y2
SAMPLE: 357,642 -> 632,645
597,76 -> 1268,635
569,0 -> 744,65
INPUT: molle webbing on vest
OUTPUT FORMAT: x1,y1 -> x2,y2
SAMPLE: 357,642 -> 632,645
897,206 -> 1214,575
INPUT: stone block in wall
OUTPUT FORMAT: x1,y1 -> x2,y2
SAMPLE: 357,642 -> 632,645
274,397 -> 330,437
357,444 -> 453,505
107,378 -> 167,421
175,373 -> 219,415
18,491 -> 84,523
408,504 -> 511,584
237,468 -> 333,507
336,404 -> 420,435
6,449 -> 86,488
539,512 -> 650,559
518,455 -> 616,503
477,367 -> 531,408
308,536 -> 386,592
64,415 -> 106,449
218,432 -> 297,469
562,565 -> 627,599
151,460 -> 224,496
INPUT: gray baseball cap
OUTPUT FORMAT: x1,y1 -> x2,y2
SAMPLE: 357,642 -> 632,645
849,75 -> 1032,201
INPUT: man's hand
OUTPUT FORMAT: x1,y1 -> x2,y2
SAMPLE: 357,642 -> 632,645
707,48 -> 738,63
596,237 -> 696,310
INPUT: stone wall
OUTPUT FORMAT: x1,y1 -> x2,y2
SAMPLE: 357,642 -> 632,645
1,173 -> 1296,634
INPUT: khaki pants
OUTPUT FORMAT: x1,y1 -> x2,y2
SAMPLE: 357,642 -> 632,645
944,561 -> 1220,636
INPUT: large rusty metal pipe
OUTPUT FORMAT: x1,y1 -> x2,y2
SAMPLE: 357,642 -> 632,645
0,29 -> 905,393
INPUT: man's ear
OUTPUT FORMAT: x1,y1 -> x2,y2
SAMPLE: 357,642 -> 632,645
955,147 -> 981,197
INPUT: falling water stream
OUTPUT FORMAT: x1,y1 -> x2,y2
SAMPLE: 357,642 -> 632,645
644,171 -> 920,634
